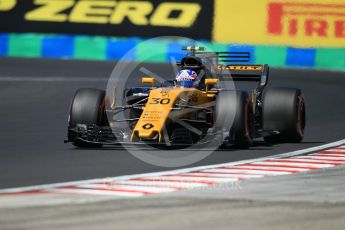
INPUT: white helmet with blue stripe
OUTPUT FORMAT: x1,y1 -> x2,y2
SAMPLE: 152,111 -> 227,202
176,69 -> 198,88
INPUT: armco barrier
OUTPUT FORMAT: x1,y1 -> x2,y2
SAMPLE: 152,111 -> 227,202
1,33 -> 344,70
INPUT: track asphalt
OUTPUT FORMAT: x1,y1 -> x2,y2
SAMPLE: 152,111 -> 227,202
1,57 -> 345,189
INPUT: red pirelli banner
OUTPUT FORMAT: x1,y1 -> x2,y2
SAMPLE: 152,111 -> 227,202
213,0 -> 345,48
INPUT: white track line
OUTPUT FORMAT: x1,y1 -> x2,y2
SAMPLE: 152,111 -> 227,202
1,138 -> 345,194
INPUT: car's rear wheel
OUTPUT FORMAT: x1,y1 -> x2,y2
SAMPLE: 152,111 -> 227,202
215,91 -> 253,148
69,88 -> 106,148
263,88 -> 306,143
231,92 -> 254,148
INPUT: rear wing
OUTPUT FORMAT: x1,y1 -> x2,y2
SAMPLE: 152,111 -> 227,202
193,51 -> 268,85
196,51 -> 251,63
217,64 -> 269,87
180,47 -> 269,87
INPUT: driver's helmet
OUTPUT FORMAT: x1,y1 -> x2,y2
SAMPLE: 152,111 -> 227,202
176,69 -> 198,88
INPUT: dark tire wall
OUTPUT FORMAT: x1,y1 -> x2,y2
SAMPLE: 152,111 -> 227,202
69,88 -> 106,147
263,88 -> 306,143
232,91 -> 254,148
215,91 -> 253,148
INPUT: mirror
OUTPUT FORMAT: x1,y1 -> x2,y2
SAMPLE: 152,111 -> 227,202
142,77 -> 155,86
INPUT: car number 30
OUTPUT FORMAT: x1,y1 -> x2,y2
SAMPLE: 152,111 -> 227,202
150,98 -> 171,105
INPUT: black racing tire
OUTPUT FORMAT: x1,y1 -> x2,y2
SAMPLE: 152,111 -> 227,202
69,88 -> 106,148
231,91 -> 254,148
215,91 -> 253,148
263,88 -> 306,143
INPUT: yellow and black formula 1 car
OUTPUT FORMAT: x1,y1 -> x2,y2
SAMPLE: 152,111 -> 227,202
65,47 -> 306,148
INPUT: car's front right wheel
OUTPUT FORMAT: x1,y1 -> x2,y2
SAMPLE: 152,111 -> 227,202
69,88 -> 106,148
215,91 -> 253,148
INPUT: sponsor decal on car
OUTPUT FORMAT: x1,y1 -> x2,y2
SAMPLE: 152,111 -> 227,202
217,66 -> 263,71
